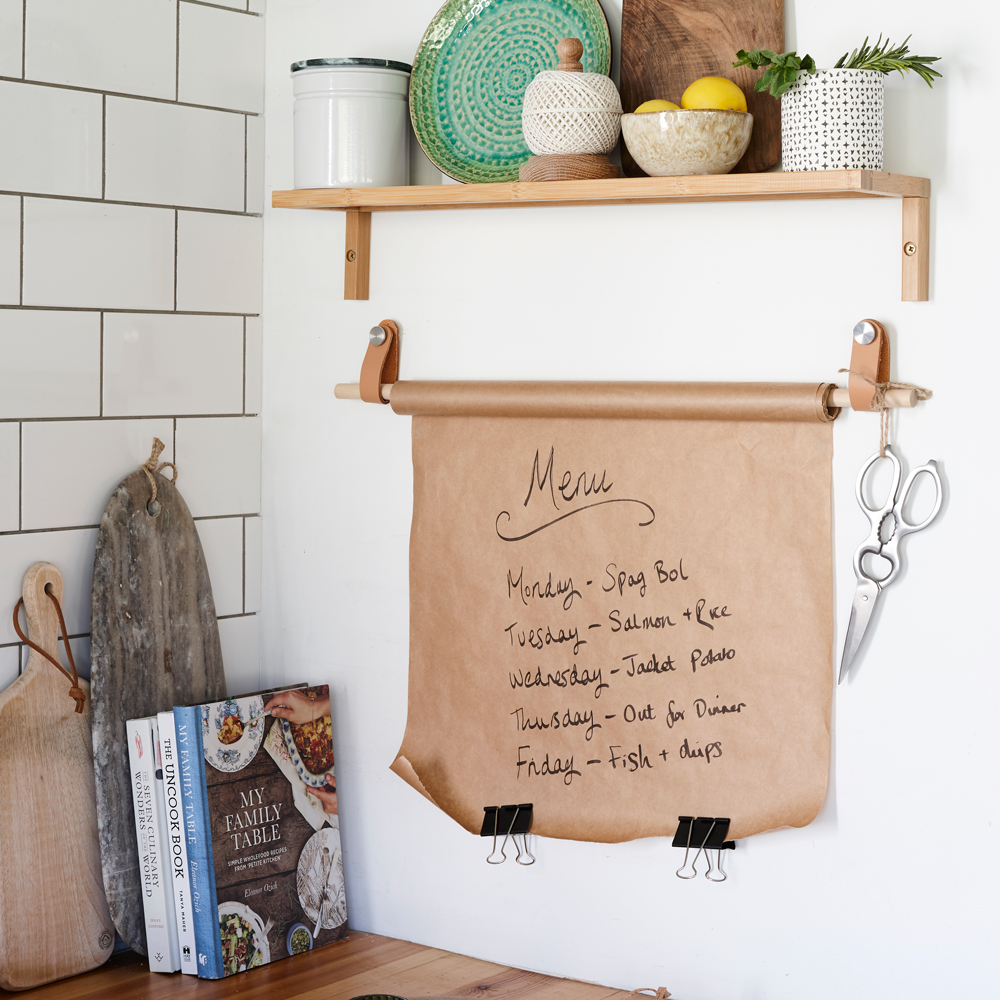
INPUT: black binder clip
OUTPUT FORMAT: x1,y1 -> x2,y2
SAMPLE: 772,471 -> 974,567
481,804 -> 534,865
672,816 -> 734,881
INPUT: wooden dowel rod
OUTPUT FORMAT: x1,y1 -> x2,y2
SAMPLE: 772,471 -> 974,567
828,387 -> 917,409
335,382 -> 392,401
334,384 -> 920,409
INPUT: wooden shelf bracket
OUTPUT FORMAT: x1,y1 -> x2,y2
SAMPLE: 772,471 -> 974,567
901,197 -> 930,302
344,209 -> 371,300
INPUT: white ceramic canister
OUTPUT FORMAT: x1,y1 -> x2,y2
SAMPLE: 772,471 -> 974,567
292,57 -> 411,188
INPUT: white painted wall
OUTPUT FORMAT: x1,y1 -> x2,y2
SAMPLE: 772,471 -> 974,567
261,2 -> 1000,997
1,0 -> 265,696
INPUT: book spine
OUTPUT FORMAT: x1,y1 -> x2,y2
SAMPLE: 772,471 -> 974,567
126,718 -> 176,973
174,706 -> 223,980
157,711 -> 198,975
149,717 -> 181,972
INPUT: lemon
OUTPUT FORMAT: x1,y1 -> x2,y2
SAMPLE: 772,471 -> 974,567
680,77 -> 747,112
634,99 -> 680,113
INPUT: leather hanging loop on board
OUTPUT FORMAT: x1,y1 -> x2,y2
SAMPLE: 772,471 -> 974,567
360,319 -> 399,404
848,319 -> 890,412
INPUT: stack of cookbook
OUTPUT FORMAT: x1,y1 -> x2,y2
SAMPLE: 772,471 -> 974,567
127,684 -> 347,978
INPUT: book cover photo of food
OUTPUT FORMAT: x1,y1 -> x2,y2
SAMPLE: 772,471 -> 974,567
177,684 -> 347,978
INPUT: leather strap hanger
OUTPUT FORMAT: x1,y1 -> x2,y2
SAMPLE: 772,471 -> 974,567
13,592 -> 85,713
360,320 -> 399,404
848,319 -> 890,412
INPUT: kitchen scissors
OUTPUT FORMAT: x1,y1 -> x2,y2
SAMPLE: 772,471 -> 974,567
839,444 -> 942,683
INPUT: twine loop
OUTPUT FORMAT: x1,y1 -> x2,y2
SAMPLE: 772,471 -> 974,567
13,592 -> 85,713
839,369 -> 933,458
141,437 -> 178,508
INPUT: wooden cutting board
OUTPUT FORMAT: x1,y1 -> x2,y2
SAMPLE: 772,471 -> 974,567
620,0 -> 784,174
0,563 -> 116,990
91,466 -> 226,954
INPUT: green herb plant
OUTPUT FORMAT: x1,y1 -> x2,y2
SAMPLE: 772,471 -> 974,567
734,36 -> 942,99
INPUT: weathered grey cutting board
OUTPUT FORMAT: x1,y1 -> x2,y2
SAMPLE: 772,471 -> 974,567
0,564 -> 115,990
91,469 -> 226,954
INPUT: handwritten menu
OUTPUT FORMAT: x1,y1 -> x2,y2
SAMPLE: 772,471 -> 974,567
394,414 -> 834,842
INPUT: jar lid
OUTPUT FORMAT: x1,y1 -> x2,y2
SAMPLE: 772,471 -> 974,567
291,57 -> 412,73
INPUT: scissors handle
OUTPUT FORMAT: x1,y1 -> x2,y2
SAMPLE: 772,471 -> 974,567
855,445 -> 902,521
892,460 -> 943,535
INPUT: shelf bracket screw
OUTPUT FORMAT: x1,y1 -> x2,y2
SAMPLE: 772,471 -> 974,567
903,242 -> 917,257
346,249 -> 358,262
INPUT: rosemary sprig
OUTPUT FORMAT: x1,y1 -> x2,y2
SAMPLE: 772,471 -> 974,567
834,35 -> 942,87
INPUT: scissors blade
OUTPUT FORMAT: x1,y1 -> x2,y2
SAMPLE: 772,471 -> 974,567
839,578 -> 882,683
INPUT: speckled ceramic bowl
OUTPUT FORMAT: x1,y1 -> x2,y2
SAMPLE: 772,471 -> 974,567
622,109 -> 753,176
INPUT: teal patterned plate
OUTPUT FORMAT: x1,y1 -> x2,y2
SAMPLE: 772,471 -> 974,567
410,0 -> 611,184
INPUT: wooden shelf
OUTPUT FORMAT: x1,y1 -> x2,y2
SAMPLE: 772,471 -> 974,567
272,170 -> 930,302
1,930 -> 639,1000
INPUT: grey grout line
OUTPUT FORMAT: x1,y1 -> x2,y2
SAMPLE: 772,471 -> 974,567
4,189 -> 260,218
182,0 -> 262,16
217,612 -> 257,620
20,0 -> 25,79
101,95 -> 106,199
242,317 -> 247,414
173,210 -> 178,311
243,115 -> 248,214
99,313 -> 104,417
242,516 -> 247,614
17,423 -> 22,531
0,523 -> 100,537
18,196 -> 23,304
1,413 -> 251,424
193,513 -> 251,521
173,417 -> 177,468
0,75 -> 262,117
0,305 -> 259,317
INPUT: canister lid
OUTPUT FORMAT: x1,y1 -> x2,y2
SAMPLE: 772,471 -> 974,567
290,57 -> 412,73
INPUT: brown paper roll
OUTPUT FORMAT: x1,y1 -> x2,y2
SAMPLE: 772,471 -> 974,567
390,381 -> 839,423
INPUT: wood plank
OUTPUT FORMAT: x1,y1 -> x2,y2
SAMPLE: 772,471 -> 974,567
273,171 -> 929,213
0,564 -> 115,990
619,0 -> 783,174
0,933 -> 643,1000
902,197 -> 930,301
344,209 -> 371,300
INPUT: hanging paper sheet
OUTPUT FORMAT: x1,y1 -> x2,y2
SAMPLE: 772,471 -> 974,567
391,382 -> 837,842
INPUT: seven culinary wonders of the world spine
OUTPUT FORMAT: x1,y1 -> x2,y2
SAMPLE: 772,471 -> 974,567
173,685 -> 346,978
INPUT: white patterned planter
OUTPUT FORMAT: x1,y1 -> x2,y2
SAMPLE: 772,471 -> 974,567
781,68 -> 883,171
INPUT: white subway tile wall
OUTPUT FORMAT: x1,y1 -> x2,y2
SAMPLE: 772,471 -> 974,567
175,416 -> 261,517
0,423 -> 17,531
25,0 -> 178,100
0,310 -> 101,419
105,98 -> 246,211
1,0 -> 263,687
102,313 -> 244,416
175,211 -> 263,313
0,82 -> 103,197
178,3 -> 264,113
0,195 -> 18,303
195,516 -> 245,617
0,0 -> 23,77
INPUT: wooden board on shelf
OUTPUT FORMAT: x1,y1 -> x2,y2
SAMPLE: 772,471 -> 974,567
0,564 -> 115,991
0,931 -> 641,1000
619,0 -> 784,175
90,470 -> 227,955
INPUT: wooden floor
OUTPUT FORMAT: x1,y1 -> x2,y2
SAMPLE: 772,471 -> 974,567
0,931 -> 640,1000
